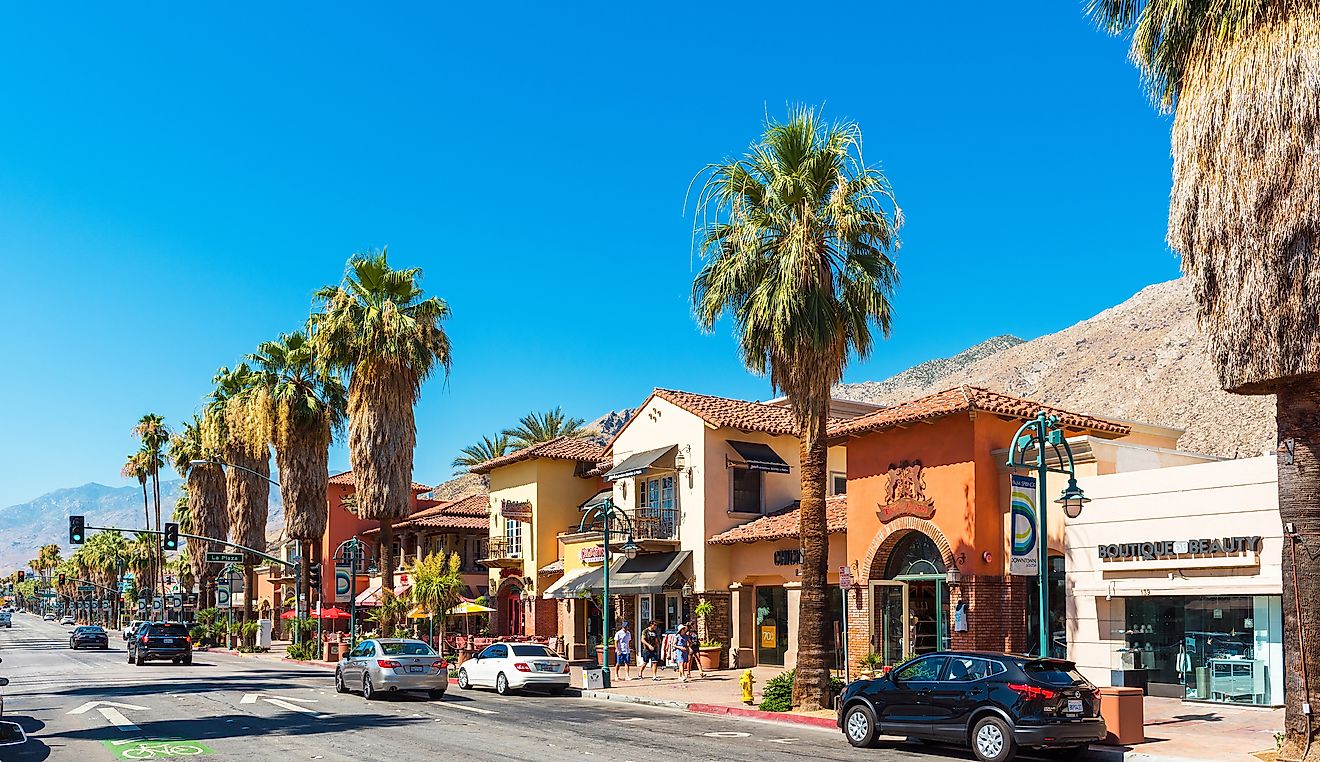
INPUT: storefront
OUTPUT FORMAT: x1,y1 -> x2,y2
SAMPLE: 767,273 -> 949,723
1066,456 -> 1284,706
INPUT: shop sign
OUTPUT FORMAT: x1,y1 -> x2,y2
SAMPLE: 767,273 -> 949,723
772,549 -> 802,566
501,500 -> 533,521
760,625 -> 777,649
1097,536 -> 1262,561
1009,475 -> 1038,577
878,460 -> 935,523
580,545 -> 605,565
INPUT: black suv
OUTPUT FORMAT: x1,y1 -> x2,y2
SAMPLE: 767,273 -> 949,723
837,651 -> 1105,762
128,622 -> 192,666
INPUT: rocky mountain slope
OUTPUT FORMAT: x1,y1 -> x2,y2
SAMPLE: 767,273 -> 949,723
835,278 -> 1276,458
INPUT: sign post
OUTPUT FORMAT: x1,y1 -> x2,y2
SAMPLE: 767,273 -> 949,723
839,565 -> 853,683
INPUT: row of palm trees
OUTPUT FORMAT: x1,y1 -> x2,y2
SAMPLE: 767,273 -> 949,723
451,407 -> 589,469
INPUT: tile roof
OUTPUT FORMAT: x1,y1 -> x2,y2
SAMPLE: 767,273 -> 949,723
327,471 -> 431,492
362,492 -> 492,534
826,385 -> 1131,440
647,388 -> 848,437
467,436 -> 606,474
707,495 -> 848,545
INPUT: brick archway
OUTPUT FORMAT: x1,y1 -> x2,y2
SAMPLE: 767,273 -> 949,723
859,517 -> 956,584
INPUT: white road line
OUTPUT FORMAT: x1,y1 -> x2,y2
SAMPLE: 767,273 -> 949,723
431,700 -> 498,715
97,707 -> 140,732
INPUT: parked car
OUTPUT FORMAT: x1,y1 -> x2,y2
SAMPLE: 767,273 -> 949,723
336,639 -> 448,700
70,625 -> 109,650
42,613 -> 55,622
58,616 -> 75,626
837,651 -> 1105,762
123,620 -> 148,641
456,642 -> 569,696
0,612 -> 11,628
128,622 -> 192,666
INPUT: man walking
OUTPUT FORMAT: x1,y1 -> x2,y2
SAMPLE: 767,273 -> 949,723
613,620 -> 633,681
686,619 -> 706,679
640,620 -> 662,680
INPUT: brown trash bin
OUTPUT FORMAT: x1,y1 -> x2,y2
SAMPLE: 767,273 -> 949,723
1098,686 -> 1145,745
323,641 -> 337,662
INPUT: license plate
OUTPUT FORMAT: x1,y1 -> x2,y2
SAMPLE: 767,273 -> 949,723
1067,699 -> 1083,714
408,665 -> 425,673
536,663 -> 556,672
161,638 -> 173,644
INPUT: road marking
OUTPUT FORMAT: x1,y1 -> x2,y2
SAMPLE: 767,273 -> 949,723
702,731 -> 751,738
767,738 -> 798,744
97,707 -> 140,732
240,693 -> 322,716
68,701 -> 150,715
431,700 -> 497,715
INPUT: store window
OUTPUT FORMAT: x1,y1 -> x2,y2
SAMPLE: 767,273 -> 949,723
755,586 -> 789,666
639,475 -> 678,538
505,519 -> 523,557
731,468 -> 763,513
1025,555 -> 1067,658
830,472 -> 847,496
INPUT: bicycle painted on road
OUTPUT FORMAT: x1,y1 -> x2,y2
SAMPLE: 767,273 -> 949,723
101,739 -> 214,759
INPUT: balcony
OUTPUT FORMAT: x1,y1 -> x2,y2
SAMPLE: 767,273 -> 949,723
477,538 -> 524,569
561,507 -> 680,544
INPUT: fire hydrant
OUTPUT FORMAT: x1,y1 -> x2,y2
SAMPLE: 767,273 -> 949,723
740,669 -> 756,705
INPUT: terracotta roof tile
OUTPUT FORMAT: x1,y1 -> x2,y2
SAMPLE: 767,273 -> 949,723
327,471 -> 431,492
826,385 -> 1131,440
708,495 -> 847,545
468,436 -> 605,474
651,389 -> 849,436
363,491 -> 492,534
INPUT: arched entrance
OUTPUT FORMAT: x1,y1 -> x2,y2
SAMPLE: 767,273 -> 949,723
869,530 -> 951,664
497,580 -> 523,636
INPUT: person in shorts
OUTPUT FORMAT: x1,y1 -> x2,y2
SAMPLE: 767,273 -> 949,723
686,620 -> 706,678
613,621 -> 633,681
640,620 -> 662,680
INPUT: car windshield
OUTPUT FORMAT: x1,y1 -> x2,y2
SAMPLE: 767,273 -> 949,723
1024,659 -> 1087,686
148,624 -> 189,636
510,645 -> 557,658
76,627 -> 104,634
379,641 -> 434,656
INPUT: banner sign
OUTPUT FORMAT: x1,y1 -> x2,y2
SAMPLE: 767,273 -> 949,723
1009,475 -> 1039,577
334,565 -> 352,603
500,500 -> 532,521
217,584 -> 232,609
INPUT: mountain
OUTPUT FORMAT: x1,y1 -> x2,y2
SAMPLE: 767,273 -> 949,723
834,278 -> 1275,459
585,408 -> 635,444
0,479 -> 284,574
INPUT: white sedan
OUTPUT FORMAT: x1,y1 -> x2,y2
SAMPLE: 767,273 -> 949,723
457,642 -> 570,695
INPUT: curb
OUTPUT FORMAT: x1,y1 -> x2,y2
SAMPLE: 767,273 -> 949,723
688,702 -> 836,730
576,690 -> 689,710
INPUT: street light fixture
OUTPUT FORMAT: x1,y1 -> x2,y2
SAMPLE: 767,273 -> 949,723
1005,411 -> 1089,659
577,496 -> 639,690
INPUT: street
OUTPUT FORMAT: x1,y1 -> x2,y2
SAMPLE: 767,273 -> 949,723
0,613 -> 995,762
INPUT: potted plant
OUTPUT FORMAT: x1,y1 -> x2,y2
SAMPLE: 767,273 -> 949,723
693,600 -> 722,670
858,651 -> 885,679
594,636 -> 615,668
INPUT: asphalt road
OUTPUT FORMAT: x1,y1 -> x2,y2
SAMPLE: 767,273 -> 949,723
0,612 -> 1017,762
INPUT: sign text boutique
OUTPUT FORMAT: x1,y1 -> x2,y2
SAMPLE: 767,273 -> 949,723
1098,536 -> 1262,561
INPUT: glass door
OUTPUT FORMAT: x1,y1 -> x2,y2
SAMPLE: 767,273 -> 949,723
871,581 -> 907,666
755,586 -> 788,666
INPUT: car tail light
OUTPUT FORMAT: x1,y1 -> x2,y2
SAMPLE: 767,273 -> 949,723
513,662 -> 531,673
432,660 -> 447,669
1009,683 -> 1059,700
140,635 -> 148,644
377,659 -> 402,669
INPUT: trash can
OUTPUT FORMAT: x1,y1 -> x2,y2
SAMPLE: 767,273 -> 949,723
1099,686 -> 1145,745
256,618 -> 273,648
581,669 -> 605,690
323,641 -> 338,662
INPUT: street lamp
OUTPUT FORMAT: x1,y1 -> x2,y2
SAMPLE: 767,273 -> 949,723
577,496 -> 639,689
1006,411 -> 1089,658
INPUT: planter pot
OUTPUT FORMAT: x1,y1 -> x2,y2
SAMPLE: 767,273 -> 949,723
697,646 -> 721,671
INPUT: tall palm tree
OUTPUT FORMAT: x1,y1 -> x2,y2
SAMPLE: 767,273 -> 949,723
309,249 -> 452,602
208,364 -> 272,627
1087,4 -> 1319,756
452,434 -> 514,470
692,106 -> 901,710
502,408 -> 586,448
170,415 -> 230,609
121,452 -> 151,543
246,330 -> 347,619
132,414 -> 171,604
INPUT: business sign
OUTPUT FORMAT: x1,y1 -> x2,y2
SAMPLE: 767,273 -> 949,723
334,565 -> 352,603
206,552 -> 243,564
500,500 -> 532,521
772,549 -> 802,567
217,584 -> 232,609
1009,475 -> 1038,577
839,566 -> 853,591
579,545 -> 605,565
1098,536 -> 1262,561
760,625 -> 777,649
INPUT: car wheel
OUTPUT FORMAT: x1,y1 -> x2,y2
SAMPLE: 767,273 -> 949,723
135,650 -> 146,666
495,672 -> 511,696
428,689 -> 446,700
457,669 -> 471,690
1047,745 -> 1088,761
182,654 -> 192,666
971,715 -> 1017,762
842,704 -> 879,748
362,675 -> 377,700
335,670 -> 348,694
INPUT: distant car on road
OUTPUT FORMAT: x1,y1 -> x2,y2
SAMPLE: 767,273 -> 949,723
128,622 -> 192,666
42,613 -> 55,622
58,616 -> 75,626
123,620 -> 148,641
336,638 -> 448,700
837,651 -> 1105,762
456,642 -> 569,696
0,612 -> 10,628
70,625 -> 109,650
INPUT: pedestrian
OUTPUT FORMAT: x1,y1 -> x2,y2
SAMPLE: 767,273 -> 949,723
613,620 -> 633,681
674,624 -> 691,681
686,620 -> 706,678
640,620 -> 662,680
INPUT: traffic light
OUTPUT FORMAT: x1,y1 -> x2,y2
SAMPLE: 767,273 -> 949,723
16,571 -> 23,583
308,563 -> 321,588
163,523 -> 179,551
58,573 -> 66,586
69,515 -> 85,545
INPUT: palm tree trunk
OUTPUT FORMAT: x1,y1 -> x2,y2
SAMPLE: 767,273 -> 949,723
243,559 -> 254,631
791,398 -> 831,711
380,521 -> 396,595
1276,380 -> 1320,761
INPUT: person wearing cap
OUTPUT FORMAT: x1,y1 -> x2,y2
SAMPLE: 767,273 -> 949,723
613,620 -> 633,681
674,624 -> 691,681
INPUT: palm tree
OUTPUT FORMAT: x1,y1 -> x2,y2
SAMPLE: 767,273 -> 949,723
132,414 -> 171,603
127,532 -> 159,600
208,364 -> 272,627
246,330 -> 347,620
170,415 -> 230,609
1087,4 -> 1320,755
121,451 -> 151,542
452,434 -> 514,470
502,408 -> 586,448
408,551 -> 464,645
692,106 -> 901,710
309,249 -> 452,600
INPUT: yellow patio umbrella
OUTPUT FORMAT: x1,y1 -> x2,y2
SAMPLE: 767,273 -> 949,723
447,600 -> 496,640
407,605 -> 430,620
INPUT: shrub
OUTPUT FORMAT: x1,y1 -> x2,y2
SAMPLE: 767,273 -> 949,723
287,641 -> 320,661
758,668 -> 845,712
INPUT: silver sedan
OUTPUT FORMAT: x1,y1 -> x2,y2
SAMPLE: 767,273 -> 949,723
335,638 -> 448,700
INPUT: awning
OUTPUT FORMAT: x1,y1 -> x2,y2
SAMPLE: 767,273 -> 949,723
605,550 -> 691,595
604,445 -> 676,481
579,488 -> 613,511
543,567 -> 604,599
354,583 -> 382,607
727,440 -> 790,474
538,559 -> 565,575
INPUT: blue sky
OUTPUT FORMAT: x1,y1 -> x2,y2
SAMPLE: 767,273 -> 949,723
0,3 -> 1180,506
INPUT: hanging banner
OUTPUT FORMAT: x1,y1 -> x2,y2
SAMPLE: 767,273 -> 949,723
334,565 -> 352,603
1010,474 -> 1039,577
217,584 -> 232,609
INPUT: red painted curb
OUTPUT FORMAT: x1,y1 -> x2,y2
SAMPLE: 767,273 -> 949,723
281,658 -> 337,669
687,703 -> 837,730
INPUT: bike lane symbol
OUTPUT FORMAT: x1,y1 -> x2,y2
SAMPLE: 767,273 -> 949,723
100,739 -> 215,759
